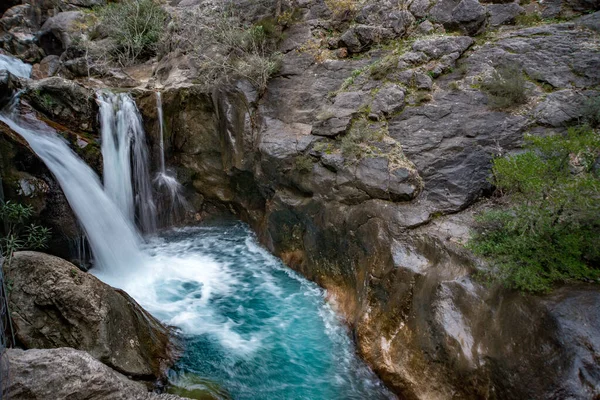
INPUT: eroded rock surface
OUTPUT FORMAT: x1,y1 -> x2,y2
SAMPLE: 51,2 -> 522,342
6,348 -> 187,400
5,252 -> 176,381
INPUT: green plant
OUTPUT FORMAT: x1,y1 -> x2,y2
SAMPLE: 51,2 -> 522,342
99,0 -> 168,65
481,65 -> 528,109
515,13 -> 542,26
293,154 -> 315,174
0,201 -> 51,267
582,96 -> 600,127
340,117 -> 385,159
469,125 -> 600,292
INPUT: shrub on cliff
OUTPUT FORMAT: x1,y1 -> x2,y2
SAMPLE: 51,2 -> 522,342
99,0 -> 168,65
481,65 -> 528,109
470,125 -> 600,292
164,6 -> 282,92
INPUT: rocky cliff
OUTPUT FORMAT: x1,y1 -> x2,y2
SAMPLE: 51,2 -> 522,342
1,0 -> 599,398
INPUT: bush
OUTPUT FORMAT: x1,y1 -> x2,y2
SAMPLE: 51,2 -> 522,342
583,96 -> 600,127
100,0 -> 168,65
481,65 -> 528,109
325,0 -> 358,20
469,125 -> 600,292
0,201 -> 51,267
340,117 -> 385,159
293,154 -> 314,174
167,7 -> 282,93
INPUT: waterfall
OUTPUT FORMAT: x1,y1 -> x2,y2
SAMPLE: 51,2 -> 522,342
98,92 -> 157,234
0,109 -> 143,283
0,55 -> 31,78
153,92 -> 188,226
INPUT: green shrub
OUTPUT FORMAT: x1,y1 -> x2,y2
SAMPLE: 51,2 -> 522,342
582,96 -> 600,127
293,154 -> 315,174
481,65 -> 528,109
515,13 -> 542,26
340,117 -> 385,159
470,125 -> 600,292
0,201 -> 51,267
100,0 -> 168,65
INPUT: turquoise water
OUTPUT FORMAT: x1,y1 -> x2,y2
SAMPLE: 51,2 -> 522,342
128,221 -> 395,400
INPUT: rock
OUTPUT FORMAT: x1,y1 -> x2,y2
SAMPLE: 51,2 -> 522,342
488,3 -> 524,26
429,0 -> 489,35
339,25 -> 393,53
0,0 -> 21,16
0,69 -> 18,109
23,76 -> 97,133
6,252 -> 176,381
6,348 -> 188,400
0,4 -> 44,63
532,89 -> 596,127
39,11 -> 86,56
371,84 -> 405,115
576,10 -> 600,31
417,19 -> 436,34
412,35 -> 474,59
541,0 -> 600,18
31,54 -> 61,79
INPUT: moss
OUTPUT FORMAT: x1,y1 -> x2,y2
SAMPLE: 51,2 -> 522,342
292,154 -> 315,174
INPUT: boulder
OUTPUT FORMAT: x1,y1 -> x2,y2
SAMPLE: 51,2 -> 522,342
31,54 -> 60,79
6,348 -> 188,400
23,76 -> 97,133
488,3 -> 525,26
5,252 -> 176,381
39,11 -> 86,56
0,69 -> 19,108
429,0 -> 489,35
371,84 -> 405,115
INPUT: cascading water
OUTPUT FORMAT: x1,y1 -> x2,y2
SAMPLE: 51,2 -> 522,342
98,91 -> 157,233
0,107 -> 143,283
0,54 -> 31,78
153,92 -> 188,226
1,54 -> 395,399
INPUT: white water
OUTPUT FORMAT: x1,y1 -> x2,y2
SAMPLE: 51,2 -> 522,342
153,92 -> 188,226
0,54 -> 31,78
0,109 -> 143,283
98,91 -> 157,233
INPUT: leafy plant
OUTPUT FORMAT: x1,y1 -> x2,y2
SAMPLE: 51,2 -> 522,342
1,201 -> 51,267
325,0 -> 358,20
481,65 -> 528,109
99,0 -> 168,65
340,117 -> 385,159
582,95 -> 600,127
469,125 -> 600,292
293,154 -> 315,174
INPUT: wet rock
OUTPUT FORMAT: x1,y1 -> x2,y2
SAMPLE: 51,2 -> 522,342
6,252 -> 176,381
6,348 -> 188,400
0,69 -> 19,108
24,76 -> 97,133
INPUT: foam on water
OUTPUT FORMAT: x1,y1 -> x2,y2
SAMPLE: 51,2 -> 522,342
126,222 -> 396,400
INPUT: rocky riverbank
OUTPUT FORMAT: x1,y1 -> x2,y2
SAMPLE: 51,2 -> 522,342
1,0 -> 599,398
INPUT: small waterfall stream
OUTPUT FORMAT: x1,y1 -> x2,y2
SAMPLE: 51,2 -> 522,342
0,55 -> 395,399
153,92 -> 188,226
98,92 -> 157,233
0,54 -> 31,78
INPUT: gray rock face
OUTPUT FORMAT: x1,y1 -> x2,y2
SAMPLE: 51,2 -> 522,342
39,11 -> 86,56
6,348 -> 187,400
429,0 -> 489,34
6,252 -> 176,381
488,2 -> 524,26
371,84 -> 405,115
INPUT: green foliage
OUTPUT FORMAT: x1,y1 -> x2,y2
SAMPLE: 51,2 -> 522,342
515,13 -> 543,26
481,65 -> 528,109
340,117 -> 385,159
470,126 -> 600,292
582,96 -> 600,127
99,0 -> 168,65
0,201 -> 51,266
293,154 -> 315,174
